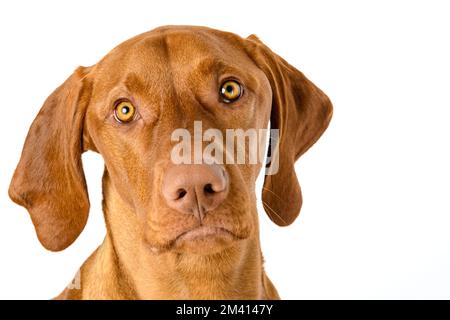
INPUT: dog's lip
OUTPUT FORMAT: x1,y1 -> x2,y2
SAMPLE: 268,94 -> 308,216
174,226 -> 240,242
146,225 -> 248,253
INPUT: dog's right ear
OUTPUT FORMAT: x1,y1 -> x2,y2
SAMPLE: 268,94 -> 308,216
9,66 -> 93,252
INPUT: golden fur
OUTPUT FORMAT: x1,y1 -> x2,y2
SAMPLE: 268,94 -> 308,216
9,26 -> 332,299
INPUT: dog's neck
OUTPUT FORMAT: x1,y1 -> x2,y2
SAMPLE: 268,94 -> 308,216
81,173 -> 271,299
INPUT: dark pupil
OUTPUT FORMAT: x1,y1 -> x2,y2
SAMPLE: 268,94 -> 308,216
121,106 -> 130,114
226,85 -> 234,93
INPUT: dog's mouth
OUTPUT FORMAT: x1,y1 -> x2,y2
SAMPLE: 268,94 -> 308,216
172,225 -> 245,254
174,226 -> 240,243
147,225 -> 246,254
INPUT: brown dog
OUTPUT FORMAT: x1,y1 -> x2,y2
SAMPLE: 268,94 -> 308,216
9,26 -> 332,299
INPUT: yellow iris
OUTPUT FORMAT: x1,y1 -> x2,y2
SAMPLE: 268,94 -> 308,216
220,80 -> 242,103
114,101 -> 136,123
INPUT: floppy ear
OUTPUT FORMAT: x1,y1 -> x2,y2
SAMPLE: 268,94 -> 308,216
245,35 -> 333,226
9,66 -> 93,251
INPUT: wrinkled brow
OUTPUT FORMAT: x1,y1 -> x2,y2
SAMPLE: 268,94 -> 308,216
192,57 -> 259,90
193,58 -> 238,75
123,72 -> 148,92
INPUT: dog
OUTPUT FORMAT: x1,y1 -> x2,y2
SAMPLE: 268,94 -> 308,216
9,25 -> 332,299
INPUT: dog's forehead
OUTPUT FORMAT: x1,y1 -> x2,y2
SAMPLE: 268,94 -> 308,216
96,26 -> 251,79
137,26 -> 245,59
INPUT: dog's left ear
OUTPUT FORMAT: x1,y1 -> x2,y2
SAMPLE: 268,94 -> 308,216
244,35 -> 333,226
9,66 -> 93,251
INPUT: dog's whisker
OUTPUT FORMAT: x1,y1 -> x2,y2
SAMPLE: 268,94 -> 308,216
261,200 -> 288,225
262,187 -> 285,203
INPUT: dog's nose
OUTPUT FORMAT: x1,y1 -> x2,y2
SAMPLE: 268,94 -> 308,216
161,164 -> 229,220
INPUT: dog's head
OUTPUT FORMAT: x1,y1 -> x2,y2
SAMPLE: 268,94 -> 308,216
9,26 -> 332,254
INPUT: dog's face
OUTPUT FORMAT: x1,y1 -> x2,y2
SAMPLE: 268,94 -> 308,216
87,27 -> 272,254
9,26 -> 332,254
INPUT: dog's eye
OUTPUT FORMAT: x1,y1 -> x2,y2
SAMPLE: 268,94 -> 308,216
220,80 -> 242,103
114,101 -> 136,123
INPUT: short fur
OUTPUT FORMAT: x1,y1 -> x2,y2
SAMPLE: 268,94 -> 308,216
9,26 -> 332,299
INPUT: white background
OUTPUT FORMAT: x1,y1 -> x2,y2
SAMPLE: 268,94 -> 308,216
0,0 -> 449,299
